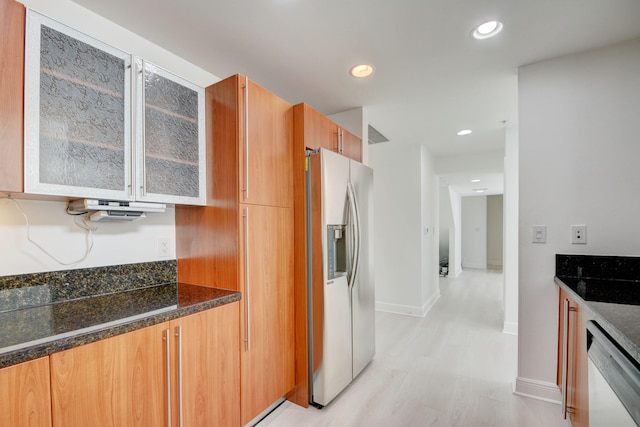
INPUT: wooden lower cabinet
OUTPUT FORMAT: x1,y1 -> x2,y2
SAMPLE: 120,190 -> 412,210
50,322 -> 168,427
557,288 -> 591,427
240,204 -> 295,424
178,302 -> 240,427
0,356 -> 52,427
50,304 -> 240,427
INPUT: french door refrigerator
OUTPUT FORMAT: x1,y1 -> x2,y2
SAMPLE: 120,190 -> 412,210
307,148 -> 375,407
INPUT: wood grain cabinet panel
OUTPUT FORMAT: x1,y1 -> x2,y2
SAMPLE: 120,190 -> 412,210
341,127 -> 363,163
293,103 -> 362,162
239,204 -> 294,424
242,79 -> 293,208
557,288 -> 592,427
0,357 -> 52,427
176,74 -> 295,424
0,0 -> 25,193
176,302 -> 240,427
50,323 -> 167,427
50,306 -> 239,427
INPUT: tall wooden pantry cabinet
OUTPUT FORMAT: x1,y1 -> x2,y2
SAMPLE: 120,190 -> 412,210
176,74 -> 295,426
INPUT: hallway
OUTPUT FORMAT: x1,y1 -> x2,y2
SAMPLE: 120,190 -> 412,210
258,269 -> 570,426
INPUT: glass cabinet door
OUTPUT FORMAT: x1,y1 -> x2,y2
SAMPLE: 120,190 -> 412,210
135,58 -> 206,205
24,10 -> 132,200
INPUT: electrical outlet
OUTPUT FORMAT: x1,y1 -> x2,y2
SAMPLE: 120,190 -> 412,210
158,238 -> 170,257
571,225 -> 587,244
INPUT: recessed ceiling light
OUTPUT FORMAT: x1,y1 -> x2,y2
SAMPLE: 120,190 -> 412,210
457,129 -> 472,136
473,188 -> 488,193
350,64 -> 374,78
471,179 -> 481,183
473,20 -> 503,39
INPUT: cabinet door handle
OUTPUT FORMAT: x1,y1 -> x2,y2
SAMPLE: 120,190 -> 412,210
175,325 -> 183,427
164,328 -> 172,427
243,207 -> 251,351
561,298 -> 576,418
243,76 -> 249,201
127,61 -> 135,199
340,128 -> 344,153
139,59 -> 148,197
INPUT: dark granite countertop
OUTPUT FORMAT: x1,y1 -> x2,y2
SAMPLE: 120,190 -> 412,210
0,282 -> 241,368
555,276 -> 640,366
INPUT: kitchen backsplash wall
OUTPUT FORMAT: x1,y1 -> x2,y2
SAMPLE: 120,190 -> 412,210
0,199 -> 176,276
0,260 -> 177,312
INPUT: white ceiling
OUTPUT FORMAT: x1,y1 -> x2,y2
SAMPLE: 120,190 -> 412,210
69,0 -> 640,195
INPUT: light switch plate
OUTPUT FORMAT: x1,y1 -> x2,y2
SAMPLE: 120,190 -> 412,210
532,225 -> 547,243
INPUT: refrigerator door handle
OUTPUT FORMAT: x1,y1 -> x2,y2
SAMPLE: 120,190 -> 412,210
351,181 -> 362,286
347,182 -> 360,288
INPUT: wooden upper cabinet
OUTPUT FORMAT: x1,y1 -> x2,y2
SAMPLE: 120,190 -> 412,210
341,127 -> 362,162
0,356 -> 52,427
207,74 -> 293,208
0,0 -> 25,193
296,103 -> 340,152
293,103 -> 362,162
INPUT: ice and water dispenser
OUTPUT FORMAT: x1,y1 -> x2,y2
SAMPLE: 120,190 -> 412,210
326,224 -> 347,280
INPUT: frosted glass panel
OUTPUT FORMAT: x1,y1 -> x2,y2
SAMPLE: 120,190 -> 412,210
144,64 -> 200,198
38,25 -> 126,190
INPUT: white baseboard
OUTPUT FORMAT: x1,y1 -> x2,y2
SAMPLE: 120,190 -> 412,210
462,262 -> 487,269
376,291 -> 441,317
513,377 -> 562,404
502,321 -> 518,335
422,291 -> 440,316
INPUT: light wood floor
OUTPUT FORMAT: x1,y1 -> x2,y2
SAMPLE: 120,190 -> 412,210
258,269 -> 571,427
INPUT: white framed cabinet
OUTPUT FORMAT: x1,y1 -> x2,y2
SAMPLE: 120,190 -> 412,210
134,58 -> 205,204
24,10 -> 205,205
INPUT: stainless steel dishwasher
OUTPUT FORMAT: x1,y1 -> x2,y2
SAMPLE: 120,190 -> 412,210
587,320 -> 640,426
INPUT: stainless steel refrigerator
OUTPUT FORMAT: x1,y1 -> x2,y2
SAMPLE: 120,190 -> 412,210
307,148 -> 375,407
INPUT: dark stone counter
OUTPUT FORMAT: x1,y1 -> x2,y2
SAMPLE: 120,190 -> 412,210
0,262 -> 240,368
555,254 -> 640,366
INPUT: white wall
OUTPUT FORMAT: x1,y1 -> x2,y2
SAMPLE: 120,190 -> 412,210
516,37 -> 640,402
19,0 -> 217,87
1,0 -> 220,276
0,199 -> 176,275
436,150 -> 505,175
503,124 -> 519,335
421,148 -> 440,310
370,143 -> 440,317
448,187 -> 462,277
461,196 -> 487,269
439,187 -> 453,263
487,195 -> 503,269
